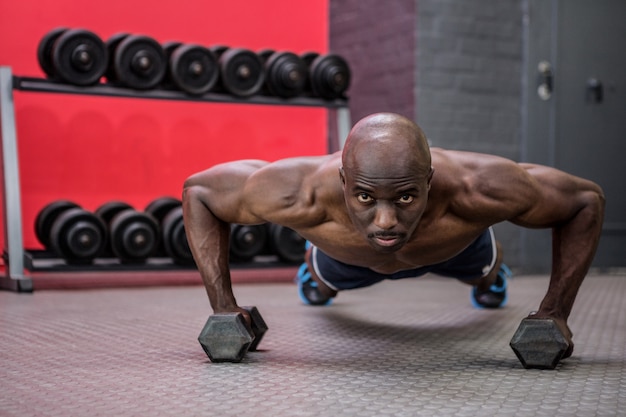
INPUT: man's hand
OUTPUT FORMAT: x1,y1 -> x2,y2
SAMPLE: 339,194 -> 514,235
232,306 -> 253,328
528,311 -> 574,358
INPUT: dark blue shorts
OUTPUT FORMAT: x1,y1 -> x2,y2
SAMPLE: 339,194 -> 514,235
310,228 -> 497,291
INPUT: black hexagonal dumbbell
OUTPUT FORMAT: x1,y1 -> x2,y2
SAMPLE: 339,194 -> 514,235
35,200 -> 107,264
95,201 -> 160,264
509,314 -> 573,369
144,197 -> 194,265
198,306 -> 268,363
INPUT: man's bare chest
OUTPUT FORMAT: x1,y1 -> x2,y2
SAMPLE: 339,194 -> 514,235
300,220 -> 485,274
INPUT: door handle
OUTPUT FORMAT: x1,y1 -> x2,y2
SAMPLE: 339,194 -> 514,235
587,78 -> 604,103
537,61 -> 553,101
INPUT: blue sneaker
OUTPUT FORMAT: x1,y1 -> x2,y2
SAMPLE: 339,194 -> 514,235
471,263 -> 511,309
295,262 -> 333,306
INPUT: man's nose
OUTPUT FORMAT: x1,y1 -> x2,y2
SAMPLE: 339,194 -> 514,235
373,203 -> 398,230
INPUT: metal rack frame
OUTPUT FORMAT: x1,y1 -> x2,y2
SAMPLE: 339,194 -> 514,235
0,66 -> 351,292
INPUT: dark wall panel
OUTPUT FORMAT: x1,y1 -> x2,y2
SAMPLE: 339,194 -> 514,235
330,0 -> 416,147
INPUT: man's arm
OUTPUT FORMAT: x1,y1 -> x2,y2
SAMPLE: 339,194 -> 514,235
182,154 -> 334,316
513,164 -> 605,323
182,160 -> 268,315
467,157 -> 605,323
465,157 -> 604,356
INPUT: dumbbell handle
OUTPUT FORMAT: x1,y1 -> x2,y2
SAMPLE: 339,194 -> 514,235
241,305 -> 268,351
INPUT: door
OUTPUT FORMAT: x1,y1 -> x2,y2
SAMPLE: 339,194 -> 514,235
523,0 -> 626,269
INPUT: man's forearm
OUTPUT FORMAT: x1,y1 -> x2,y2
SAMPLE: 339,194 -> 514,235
538,191 -> 605,321
200,219 -> 239,312
182,186 -> 239,313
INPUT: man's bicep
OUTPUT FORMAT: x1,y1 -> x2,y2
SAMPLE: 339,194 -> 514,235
184,160 -> 268,224
510,165 -> 598,228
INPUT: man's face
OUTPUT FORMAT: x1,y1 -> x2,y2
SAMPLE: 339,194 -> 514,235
340,163 -> 432,253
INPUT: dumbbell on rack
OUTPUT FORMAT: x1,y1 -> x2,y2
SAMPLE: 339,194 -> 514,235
229,223 -> 306,263
301,52 -> 351,99
267,224 -> 306,263
37,27 -> 108,86
95,201 -> 159,264
162,41 -> 220,95
144,197 -> 194,265
229,224 -> 269,262
211,46 -> 266,97
35,200 -> 107,264
161,41 -> 183,90
105,32 -> 167,90
258,49 -> 308,98
36,27 -> 351,99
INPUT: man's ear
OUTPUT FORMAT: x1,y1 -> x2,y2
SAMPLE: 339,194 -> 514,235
427,167 -> 434,189
339,167 -> 346,185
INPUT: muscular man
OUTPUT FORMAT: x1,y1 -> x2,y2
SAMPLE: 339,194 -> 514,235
182,112 -> 605,360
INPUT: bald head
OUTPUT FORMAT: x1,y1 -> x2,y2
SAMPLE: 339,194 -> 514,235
342,113 -> 431,179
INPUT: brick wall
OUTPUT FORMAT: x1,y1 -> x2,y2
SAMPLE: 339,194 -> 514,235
416,0 -> 523,159
416,0 -> 525,266
329,0 -> 416,150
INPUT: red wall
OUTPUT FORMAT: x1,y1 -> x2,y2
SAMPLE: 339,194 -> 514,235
0,0 -> 329,251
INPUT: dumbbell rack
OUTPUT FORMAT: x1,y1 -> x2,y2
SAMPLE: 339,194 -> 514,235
0,65 -> 351,292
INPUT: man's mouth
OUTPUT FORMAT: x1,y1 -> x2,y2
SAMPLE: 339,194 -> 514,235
373,236 -> 400,247
369,232 -> 404,248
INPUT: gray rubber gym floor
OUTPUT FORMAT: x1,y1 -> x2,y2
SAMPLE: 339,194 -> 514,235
1,272 -> 625,417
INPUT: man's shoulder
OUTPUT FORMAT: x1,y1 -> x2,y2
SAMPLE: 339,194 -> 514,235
431,148 -> 526,184
262,152 -> 341,174
429,148 -> 549,225
431,147 -> 512,164
241,152 -> 344,224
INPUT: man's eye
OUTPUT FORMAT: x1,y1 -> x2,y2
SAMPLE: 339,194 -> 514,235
398,195 -> 414,204
356,193 -> 373,203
